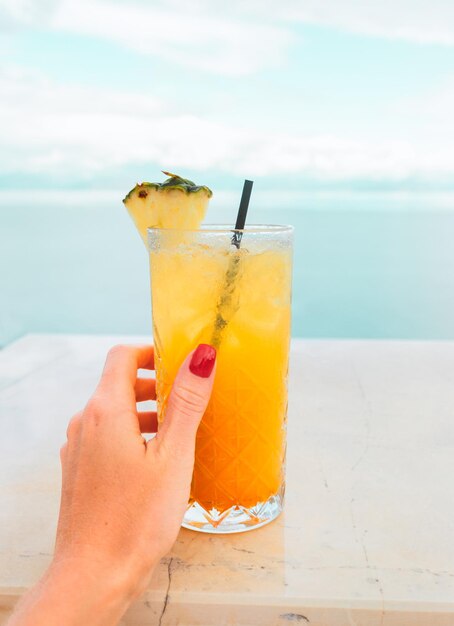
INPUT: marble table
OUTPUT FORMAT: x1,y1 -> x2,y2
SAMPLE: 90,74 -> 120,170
1,334 -> 454,625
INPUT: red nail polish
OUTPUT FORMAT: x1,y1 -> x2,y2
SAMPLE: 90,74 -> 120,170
189,344 -> 216,378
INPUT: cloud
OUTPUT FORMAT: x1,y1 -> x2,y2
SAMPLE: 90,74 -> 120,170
47,0 -> 293,76
397,78 -> 454,131
56,0 -> 454,51
119,0 -> 454,47
282,0 -> 454,46
2,0 -> 454,80
0,0 -> 293,76
169,0 -> 454,47
2,65 -> 454,184
0,0 -> 58,29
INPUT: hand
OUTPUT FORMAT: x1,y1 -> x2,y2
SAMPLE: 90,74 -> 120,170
8,343 -> 216,626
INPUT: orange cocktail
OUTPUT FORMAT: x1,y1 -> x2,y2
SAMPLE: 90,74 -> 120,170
149,225 -> 293,533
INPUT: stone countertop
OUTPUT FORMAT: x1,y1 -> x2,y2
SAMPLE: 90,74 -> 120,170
1,334 -> 454,625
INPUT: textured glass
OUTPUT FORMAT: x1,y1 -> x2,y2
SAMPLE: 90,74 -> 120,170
148,225 -> 293,533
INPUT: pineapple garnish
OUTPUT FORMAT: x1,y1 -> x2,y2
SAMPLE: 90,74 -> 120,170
123,171 -> 213,244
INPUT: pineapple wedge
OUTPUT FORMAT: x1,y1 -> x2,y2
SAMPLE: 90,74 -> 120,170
123,171 -> 212,244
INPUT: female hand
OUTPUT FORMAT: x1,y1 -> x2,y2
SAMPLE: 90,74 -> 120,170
8,343 -> 216,626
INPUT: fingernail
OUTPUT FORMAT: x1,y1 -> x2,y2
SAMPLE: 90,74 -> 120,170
189,344 -> 216,378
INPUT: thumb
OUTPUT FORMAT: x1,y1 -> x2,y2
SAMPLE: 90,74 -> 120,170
157,344 -> 216,457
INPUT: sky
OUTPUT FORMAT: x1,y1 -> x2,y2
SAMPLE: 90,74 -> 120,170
1,0 -> 454,192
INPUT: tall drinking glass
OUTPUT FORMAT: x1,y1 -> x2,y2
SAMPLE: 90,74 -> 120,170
148,225 -> 293,533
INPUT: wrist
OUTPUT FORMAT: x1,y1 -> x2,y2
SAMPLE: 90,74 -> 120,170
38,558 -> 134,626
51,546 -> 158,600
8,556 -> 135,626
51,557 -> 134,626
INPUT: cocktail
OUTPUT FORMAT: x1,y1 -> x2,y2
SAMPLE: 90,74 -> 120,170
124,174 -> 293,532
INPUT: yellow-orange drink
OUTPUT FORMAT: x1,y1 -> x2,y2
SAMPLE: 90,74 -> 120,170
149,225 -> 293,533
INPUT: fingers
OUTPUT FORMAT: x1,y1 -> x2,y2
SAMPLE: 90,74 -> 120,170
157,344 -> 216,458
135,377 -> 157,432
61,411 -> 82,470
135,378 -> 156,402
66,412 -> 83,440
97,344 -> 154,399
138,411 -> 158,434
60,443 -> 67,464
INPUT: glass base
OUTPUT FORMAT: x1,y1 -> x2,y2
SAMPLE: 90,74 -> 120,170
182,494 -> 283,534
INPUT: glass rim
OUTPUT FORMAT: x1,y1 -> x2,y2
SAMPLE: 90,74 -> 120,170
147,223 -> 294,235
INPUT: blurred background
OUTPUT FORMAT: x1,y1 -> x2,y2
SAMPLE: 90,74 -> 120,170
1,0 -> 454,345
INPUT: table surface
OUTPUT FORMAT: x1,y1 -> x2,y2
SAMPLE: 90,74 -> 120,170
1,334 -> 454,626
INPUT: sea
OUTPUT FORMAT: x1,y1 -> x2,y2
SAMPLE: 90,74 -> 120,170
1,189 -> 454,347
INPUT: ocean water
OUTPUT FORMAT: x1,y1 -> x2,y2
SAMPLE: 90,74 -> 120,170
1,190 -> 454,346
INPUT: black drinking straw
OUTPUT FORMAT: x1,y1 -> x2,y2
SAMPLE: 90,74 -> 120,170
211,179 -> 254,347
231,179 -> 253,248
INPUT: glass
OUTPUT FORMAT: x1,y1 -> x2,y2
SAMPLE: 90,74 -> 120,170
148,225 -> 293,533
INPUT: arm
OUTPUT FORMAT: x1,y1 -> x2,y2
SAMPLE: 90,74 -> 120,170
8,343 -> 216,626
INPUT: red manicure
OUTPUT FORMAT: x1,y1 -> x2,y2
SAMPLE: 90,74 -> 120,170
189,344 -> 216,378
